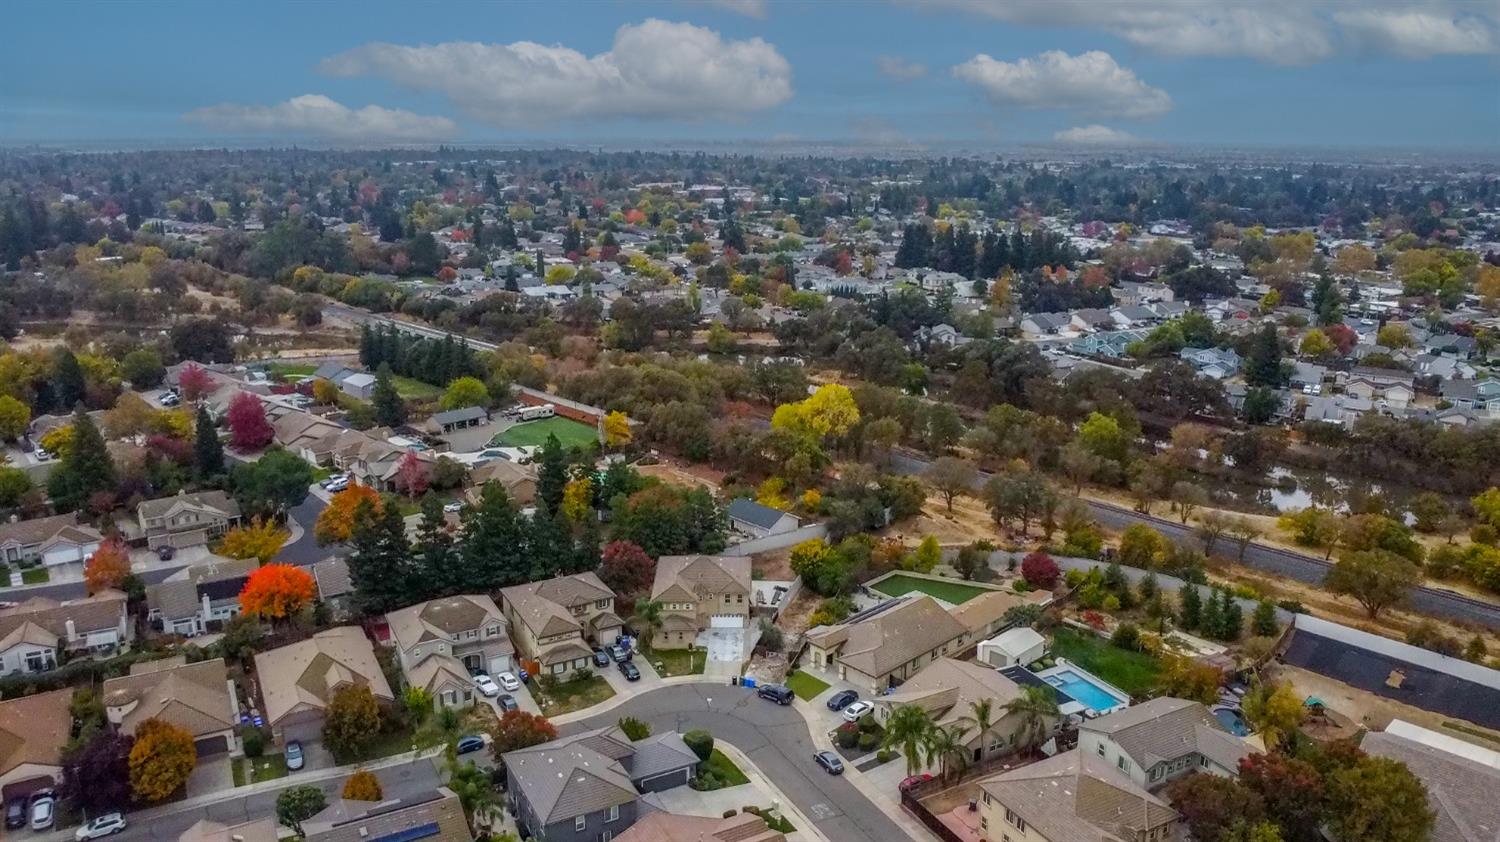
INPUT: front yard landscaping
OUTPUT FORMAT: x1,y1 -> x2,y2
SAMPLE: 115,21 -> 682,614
1050,627 -> 1162,697
20,567 -> 49,584
232,754 -> 288,786
535,674 -> 615,716
642,645 -> 706,677
869,573 -> 989,605
785,669 -> 830,701
701,748 -> 749,786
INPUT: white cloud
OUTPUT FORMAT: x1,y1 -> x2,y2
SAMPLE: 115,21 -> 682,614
184,94 -> 457,142
1053,125 -> 1138,145
902,1 -> 1500,64
1334,9 -> 1497,58
877,55 -> 928,80
317,19 -> 793,127
952,50 -> 1171,119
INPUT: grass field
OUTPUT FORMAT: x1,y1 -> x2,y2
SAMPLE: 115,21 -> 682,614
496,416 -> 599,449
871,573 -> 989,606
391,375 -> 443,400
1050,627 -> 1162,698
786,669 -> 830,701
263,362 -> 318,380
21,568 -> 49,584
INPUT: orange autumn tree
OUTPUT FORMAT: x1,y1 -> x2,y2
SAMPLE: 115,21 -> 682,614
314,483 -> 382,545
239,563 -> 316,624
83,536 -> 131,595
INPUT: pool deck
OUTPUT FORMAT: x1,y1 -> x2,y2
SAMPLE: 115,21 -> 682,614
1034,659 -> 1131,716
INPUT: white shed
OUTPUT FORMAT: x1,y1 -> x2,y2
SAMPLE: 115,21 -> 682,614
977,627 -> 1047,669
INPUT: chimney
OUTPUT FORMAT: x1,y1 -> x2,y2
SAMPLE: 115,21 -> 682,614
65,619 -> 76,639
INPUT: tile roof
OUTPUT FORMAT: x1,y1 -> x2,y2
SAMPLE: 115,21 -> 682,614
103,657 -> 235,739
501,574 -> 616,642
0,590 -> 126,644
613,811 -> 783,842
177,818 -> 279,842
1363,729 -> 1500,842
978,749 -> 1177,842
387,594 -> 508,649
253,627 -> 394,729
651,555 -> 752,602
0,513 -> 101,549
804,596 -> 967,679
0,688 -> 74,778
137,490 -> 241,521
877,658 -> 1027,730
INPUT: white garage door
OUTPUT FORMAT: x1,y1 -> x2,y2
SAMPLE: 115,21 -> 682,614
43,544 -> 87,566
709,614 -> 744,629
489,653 -> 512,674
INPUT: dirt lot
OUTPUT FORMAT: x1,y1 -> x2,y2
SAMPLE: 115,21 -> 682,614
1271,662 -> 1500,750
637,459 -> 724,490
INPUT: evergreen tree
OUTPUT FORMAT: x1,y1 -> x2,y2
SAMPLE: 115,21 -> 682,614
1218,589 -> 1244,641
505,265 -> 519,292
193,406 -> 224,479
54,348 -> 87,410
463,484 -> 527,588
525,511 -> 574,581
978,229 -> 1008,279
371,363 -> 405,427
1245,323 -> 1284,387
535,249 -> 545,279
1310,275 -> 1343,325
1200,585 -> 1222,636
347,499 -> 412,614
535,434 -> 568,516
49,408 -> 116,513
358,324 -> 376,369
1179,582 -> 1203,630
414,494 -> 460,594
893,223 -> 931,269
1252,599 -> 1279,637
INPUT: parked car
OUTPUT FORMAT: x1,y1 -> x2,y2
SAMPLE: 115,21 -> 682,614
159,391 -> 180,407
618,661 -> 641,681
899,773 -> 934,791
473,674 -> 501,697
841,701 -> 874,723
456,735 -> 487,755
155,544 -> 176,561
826,690 -> 858,711
5,798 -> 27,830
323,474 -> 350,492
495,671 -> 521,692
592,648 -> 610,667
443,500 -> 464,514
608,643 -> 632,663
814,751 -> 844,775
285,740 -> 305,771
498,694 -> 518,712
75,813 -> 127,840
29,791 -> 55,831
757,684 -> 794,705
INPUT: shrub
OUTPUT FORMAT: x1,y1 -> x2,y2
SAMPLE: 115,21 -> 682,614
877,748 -> 894,763
618,717 -> 651,741
683,729 -> 714,761
1021,551 -> 1061,588
723,810 -> 738,819
836,723 -> 860,749
1111,623 -> 1142,651
241,728 -> 264,759
858,732 -> 879,751
858,716 -> 880,734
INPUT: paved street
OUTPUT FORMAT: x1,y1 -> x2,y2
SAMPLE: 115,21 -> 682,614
566,683 -> 911,842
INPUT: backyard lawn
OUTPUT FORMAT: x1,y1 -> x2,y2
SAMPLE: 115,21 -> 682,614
786,670 -> 830,701
232,754 -> 288,786
263,362 -> 318,380
642,646 -> 706,677
1050,627 -> 1162,698
536,675 -> 616,716
391,375 -> 443,400
870,573 -> 989,606
496,416 -> 599,449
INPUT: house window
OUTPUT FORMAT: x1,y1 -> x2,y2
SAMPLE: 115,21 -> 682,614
575,816 -> 586,832
1117,757 -> 1130,773
486,625 -> 500,637
980,817 -> 988,830
24,650 -> 54,672
607,805 -> 619,822
1004,808 -> 1026,832
1096,743 -> 1106,758
1151,766 -> 1162,781
595,599 -> 609,609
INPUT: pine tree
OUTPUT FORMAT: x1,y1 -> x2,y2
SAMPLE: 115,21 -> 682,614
525,511 -> 574,581
1219,589 -> 1244,641
1246,323 -> 1284,387
1252,599 -> 1279,637
371,363 -> 405,427
49,408 -> 116,513
54,348 -> 87,410
535,434 -> 568,516
414,495 -> 460,595
347,499 -> 412,614
194,406 -> 224,479
463,484 -> 527,589
1200,586 -> 1222,637
1179,582 -> 1203,631
358,324 -> 376,369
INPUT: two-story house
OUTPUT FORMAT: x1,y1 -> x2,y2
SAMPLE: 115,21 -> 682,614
0,689 -> 75,794
504,726 -> 700,842
0,514 -> 102,570
0,590 -> 132,677
977,749 -> 1180,842
649,555 -> 751,650
386,594 -> 513,708
500,573 -> 621,676
135,490 -> 241,550
1078,697 -> 1256,791
146,557 -> 260,636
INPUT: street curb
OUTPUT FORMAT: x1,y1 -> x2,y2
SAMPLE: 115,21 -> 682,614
713,741 -> 832,842
550,674 -> 719,725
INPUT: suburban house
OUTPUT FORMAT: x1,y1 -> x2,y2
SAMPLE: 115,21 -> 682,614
1020,312 -> 1073,338
253,627 -> 395,743
500,572 -> 621,677
1363,720 -> 1500,842
301,787 -> 473,842
0,688 -> 73,795
1114,281 -> 1175,306
1343,367 -> 1416,408
802,596 -> 969,695
1178,346 -> 1242,379
1442,379 -> 1500,413
313,363 -> 377,400
614,812 -> 783,842
873,658 -> 1058,766
1078,697 -> 1255,790
977,749 -> 1179,842
0,590 -> 132,676
310,558 -> 355,619
726,498 -> 801,538
468,458 -> 538,507
146,557 -> 260,636
103,656 -> 238,755
504,726 -> 701,842
134,490 -> 242,550
649,555 -> 752,650
177,818 -> 279,842
950,589 -> 1053,647
0,513 -> 102,569
386,594 -> 513,708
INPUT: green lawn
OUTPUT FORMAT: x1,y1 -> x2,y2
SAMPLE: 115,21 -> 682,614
1050,628 -> 1162,698
870,573 -> 989,606
642,646 -> 706,677
263,362 -> 318,380
785,670 -> 830,701
536,675 -> 616,716
21,567 -> 49,584
232,754 -> 288,786
703,748 -> 750,786
495,416 -> 599,449
391,375 -> 443,400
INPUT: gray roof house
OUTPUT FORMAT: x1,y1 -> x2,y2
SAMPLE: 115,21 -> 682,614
504,727 -> 700,842
1363,722 -> 1500,842
133,490 -> 242,551
977,749 -> 1178,842
146,557 -> 259,637
1078,697 -> 1256,791
0,514 -> 103,570
726,498 -> 800,538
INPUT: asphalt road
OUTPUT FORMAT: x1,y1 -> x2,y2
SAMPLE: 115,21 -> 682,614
565,683 -> 910,842
889,452 -> 1500,630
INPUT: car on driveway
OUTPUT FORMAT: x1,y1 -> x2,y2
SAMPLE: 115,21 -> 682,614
456,735 -> 487,755
443,500 -> 463,514
814,751 -> 844,775
757,684 -> 794,705
29,791 -> 55,830
498,694 -> 518,712
618,660 -> 641,681
323,474 -> 350,492
473,674 -> 501,697
608,643 -> 632,662
841,701 -> 874,722
285,740 -> 305,771
5,798 -> 27,830
899,773 -> 934,792
155,544 -> 176,561
592,648 -> 610,667
495,671 -> 521,692
75,813 -> 127,840
826,689 -> 858,711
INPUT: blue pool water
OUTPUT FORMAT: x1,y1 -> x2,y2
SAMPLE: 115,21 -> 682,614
1044,669 -> 1124,713
1213,708 -> 1251,736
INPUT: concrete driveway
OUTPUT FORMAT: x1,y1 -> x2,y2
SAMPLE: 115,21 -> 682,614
601,653 -> 662,694
186,755 -> 233,798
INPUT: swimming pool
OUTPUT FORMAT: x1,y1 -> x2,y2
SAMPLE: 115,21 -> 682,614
1037,666 -> 1130,715
1213,707 -> 1251,737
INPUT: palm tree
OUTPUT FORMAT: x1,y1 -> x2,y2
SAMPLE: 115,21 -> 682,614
926,724 -> 972,782
881,704 -> 935,776
962,698 -> 997,762
630,600 -> 664,648
444,744 -> 502,830
1003,686 -> 1060,755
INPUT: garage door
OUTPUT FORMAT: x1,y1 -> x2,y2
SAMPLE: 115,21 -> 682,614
709,614 -> 744,629
195,734 -> 229,756
43,545 -> 86,566
489,653 -> 512,675
637,768 -> 692,793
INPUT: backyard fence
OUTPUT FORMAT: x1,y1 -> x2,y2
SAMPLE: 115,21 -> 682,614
900,790 -> 968,842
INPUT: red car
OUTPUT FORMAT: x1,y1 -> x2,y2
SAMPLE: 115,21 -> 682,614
899,774 -> 934,791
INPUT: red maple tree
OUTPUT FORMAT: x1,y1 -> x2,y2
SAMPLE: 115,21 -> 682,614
225,392 -> 273,452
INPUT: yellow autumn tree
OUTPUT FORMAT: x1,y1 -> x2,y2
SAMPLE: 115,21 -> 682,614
771,384 -> 859,441
129,718 -> 196,803
341,769 -> 383,801
218,517 -> 290,564
603,411 -> 632,447
561,477 -> 593,524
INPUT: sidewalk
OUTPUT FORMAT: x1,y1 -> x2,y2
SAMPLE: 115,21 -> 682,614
714,740 -> 832,842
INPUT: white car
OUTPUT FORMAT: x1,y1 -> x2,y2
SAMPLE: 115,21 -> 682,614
842,701 -> 875,723
323,474 -> 350,492
496,671 -> 522,692
443,500 -> 464,514
75,813 -> 127,840
472,674 -> 501,697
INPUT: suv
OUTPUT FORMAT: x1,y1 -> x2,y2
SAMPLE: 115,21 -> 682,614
757,684 -> 794,705
5,798 -> 26,830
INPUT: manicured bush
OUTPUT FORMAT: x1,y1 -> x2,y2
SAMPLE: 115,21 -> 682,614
241,728 -> 264,759
683,729 -> 714,761
836,723 -> 860,749
858,732 -> 879,751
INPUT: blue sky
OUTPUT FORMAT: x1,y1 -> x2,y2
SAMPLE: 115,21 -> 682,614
4,0 -> 1498,149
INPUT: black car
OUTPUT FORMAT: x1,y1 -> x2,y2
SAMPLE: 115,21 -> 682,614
592,648 -> 610,668
815,751 -> 844,775
4,798 -> 26,830
826,689 -> 858,711
618,660 -> 641,681
498,694 -> 518,712
757,684 -> 794,705
456,735 -> 486,755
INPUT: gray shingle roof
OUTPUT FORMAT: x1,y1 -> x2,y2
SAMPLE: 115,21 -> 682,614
504,730 -> 639,825
1362,730 -> 1500,842
726,498 -> 789,531
1082,697 -> 1252,772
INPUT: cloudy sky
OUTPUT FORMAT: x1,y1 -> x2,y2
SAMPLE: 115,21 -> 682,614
5,0 -> 1499,149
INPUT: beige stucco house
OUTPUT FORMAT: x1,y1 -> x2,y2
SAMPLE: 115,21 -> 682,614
648,555 -> 751,650
977,749 -> 1180,842
386,594 -> 513,708
873,657 -> 1059,766
253,627 -> 394,743
500,573 -> 621,676
103,656 -> 239,755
